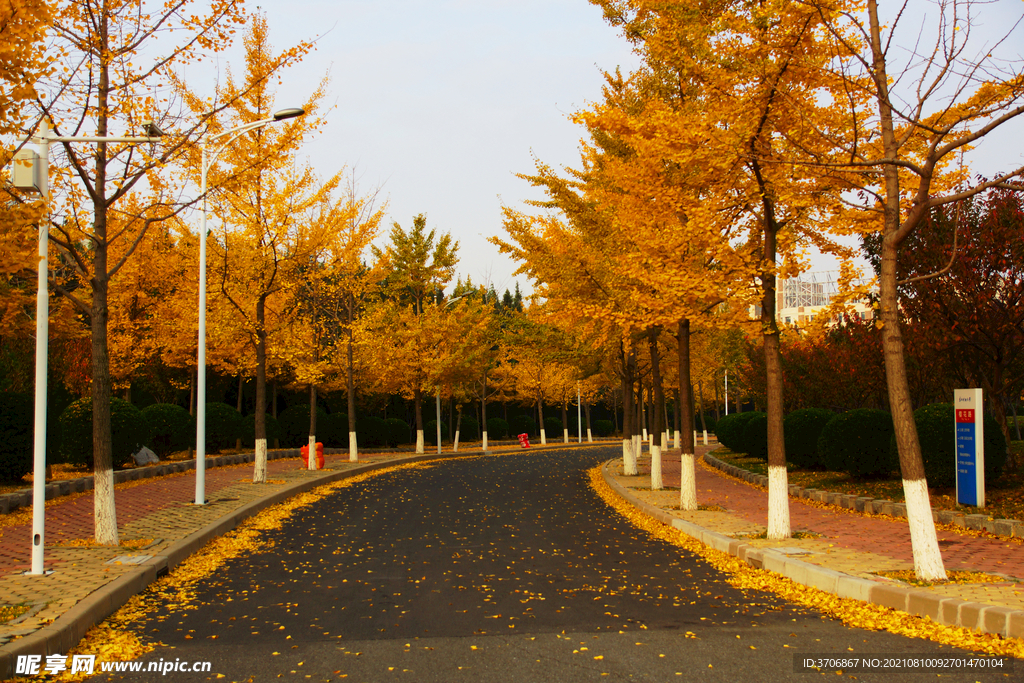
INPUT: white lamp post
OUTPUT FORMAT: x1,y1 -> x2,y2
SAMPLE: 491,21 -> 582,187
12,118 -> 164,575
194,107 -> 305,505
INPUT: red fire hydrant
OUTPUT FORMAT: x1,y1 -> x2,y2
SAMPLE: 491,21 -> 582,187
517,433 -> 531,449
301,442 -> 325,469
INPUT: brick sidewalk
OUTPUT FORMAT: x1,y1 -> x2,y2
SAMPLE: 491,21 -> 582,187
617,445 -> 1024,612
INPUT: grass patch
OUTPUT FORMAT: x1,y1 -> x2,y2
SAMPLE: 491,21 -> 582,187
712,443 -> 1024,523
0,604 -> 30,624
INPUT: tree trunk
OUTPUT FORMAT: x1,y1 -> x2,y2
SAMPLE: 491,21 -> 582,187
648,330 -> 665,491
347,324 -> 358,462
561,399 -> 569,444
761,216 -> 790,541
91,263 -> 118,546
454,406 -> 463,452
414,386 -> 424,453
537,396 -> 546,445
187,369 -> 196,459
677,320 -> 696,510
612,388 -> 619,435
698,381 -> 708,444
253,300 -> 268,484
481,373 -> 489,452
868,0 -> 945,581
585,401 -> 592,442
622,350 -> 637,475
308,384 -> 318,470
235,373 -> 243,451
272,380 -> 279,449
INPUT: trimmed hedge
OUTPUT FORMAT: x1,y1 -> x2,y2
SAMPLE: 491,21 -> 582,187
715,412 -> 761,453
324,412 -> 350,448
204,402 -> 244,452
784,408 -> 835,469
278,405 -> 329,448
459,416 -> 480,440
60,397 -> 151,467
543,417 -> 563,436
742,414 -> 769,460
425,419 -> 447,445
510,415 -> 536,437
141,403 -> 194,456
593,419 -> 615,437
357,416 -> 388,447
0,392 -> 33,482
385,417 -> 411,447
486,417 -> 509,439
240,413 -> 280,449
890,403 -> 1006,488
695,414 -> 717,434
818,409 -> 896,478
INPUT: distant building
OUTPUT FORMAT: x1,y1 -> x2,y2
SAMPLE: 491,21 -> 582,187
751,271 -> 874,326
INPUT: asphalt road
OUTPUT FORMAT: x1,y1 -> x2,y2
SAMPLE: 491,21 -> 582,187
88,446 -> 1015,682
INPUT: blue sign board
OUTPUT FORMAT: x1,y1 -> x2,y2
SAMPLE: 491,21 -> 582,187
954,389 -> 985,508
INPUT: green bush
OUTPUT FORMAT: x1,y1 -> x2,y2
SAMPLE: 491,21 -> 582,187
593,419 -> 615,437
510,415 -> 536,437
784,408 -> 835,469
742,414 -> 769,460
141,403 -> 194,456
60,397 -> 151,467
357,416 -> 388,447
486,417 -> 509,439
278,404 -> 329,448
425,419 -> 447,445
203,402 -> 244,452
891,403 -> 1006,488
0,392 -> 33,482
458,416 -> 480,440
544,417 -> 563,436
385,417 -> 410,446
818,409 -> 896,478
695,414 -> 717,435
715,412 -> 760,452
324,412 -> 349,448
240,413 -> 280,449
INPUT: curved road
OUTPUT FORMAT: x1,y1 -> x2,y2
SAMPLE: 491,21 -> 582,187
92,446 -> 1012,682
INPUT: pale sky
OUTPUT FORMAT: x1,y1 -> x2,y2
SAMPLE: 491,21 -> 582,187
202,0 -> 1023,292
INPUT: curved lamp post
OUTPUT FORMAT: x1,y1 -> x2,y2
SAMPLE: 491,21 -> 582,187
194,107 -> 304,505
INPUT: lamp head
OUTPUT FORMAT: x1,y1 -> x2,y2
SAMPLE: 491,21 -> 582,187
273,108 -> 305,121
142,121 -> 165,137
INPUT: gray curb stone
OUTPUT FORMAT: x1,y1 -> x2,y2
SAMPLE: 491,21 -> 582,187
601,460 -> 1024,641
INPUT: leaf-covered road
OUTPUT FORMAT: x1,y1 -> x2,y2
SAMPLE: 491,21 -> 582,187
93,447 -> 1013,682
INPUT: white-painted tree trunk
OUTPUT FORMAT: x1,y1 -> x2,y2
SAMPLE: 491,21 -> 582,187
540,428 -> 547,445
587,428 -> 592,443
904,478 -> 948,580
349,432 -> 358,462
623,437 -> 637,475
416,429 -> 424,454
253,439 -> 267,484
702,430 -> 708,446
767,465 -> 791,539
482,430 -> 488,452
674,430 -> 680,449
94,469 -> 118,544
680,452 -> 697,510
308,435 -> 317,471
693,430 -> 698,446
563,428 -> 569,444
633,434 -> 641,459
454,430 -> 461,452
642,428 -> 648,441
663,431 -> 669,449
650,443 -> 663,490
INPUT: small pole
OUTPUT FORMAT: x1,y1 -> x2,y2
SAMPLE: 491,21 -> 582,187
577,382 -> 582,443
436,388 -> 442,455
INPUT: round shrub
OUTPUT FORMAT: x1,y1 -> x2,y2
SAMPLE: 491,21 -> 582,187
544,417 -> 563,436
278,404 -> 329,448
715,412 -> 760,452
510,415 -> 536,437
742,414 -> 769,460
385,417 -> 410,447
425,419 -> 447,445
141,403 -> 194,457
203,402 -> 244,452
357,416 -> 388,448
818,409 -> 896,478
458,416 -> 480,440
593,419 -> 615,437
695,414 -> 717,435
0,392 -> 33,482
486,417 -> 509,439
890,403 -> 1006,488
240,413 -> 280,449
323,412 -> 349,448
784,408 -> 835,469
60,397 -> 151,467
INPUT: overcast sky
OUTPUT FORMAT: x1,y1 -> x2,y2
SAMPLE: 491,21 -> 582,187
208,0 -> 1023,294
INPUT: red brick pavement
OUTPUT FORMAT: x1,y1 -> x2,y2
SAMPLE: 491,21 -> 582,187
0,453 -> 390,574
644,448 -> 1024,579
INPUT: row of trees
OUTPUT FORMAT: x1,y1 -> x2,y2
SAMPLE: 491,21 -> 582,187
496,0 -> 1024,581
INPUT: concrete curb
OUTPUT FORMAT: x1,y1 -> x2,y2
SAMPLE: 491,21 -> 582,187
601,460 -> 1024,641
702,451 -> 1024,540
0,450 -> 484,679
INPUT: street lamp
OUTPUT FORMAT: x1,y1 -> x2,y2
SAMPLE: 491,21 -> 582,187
12,118 -> 164,575
194,107 -> 305,506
